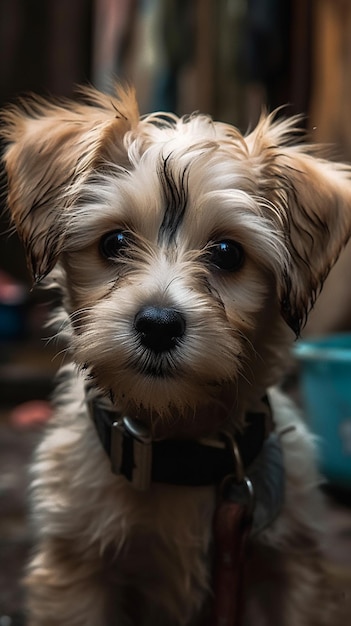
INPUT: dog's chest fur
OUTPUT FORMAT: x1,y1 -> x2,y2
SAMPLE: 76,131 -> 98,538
30,365 -> 323,625
33,368 -> 215,624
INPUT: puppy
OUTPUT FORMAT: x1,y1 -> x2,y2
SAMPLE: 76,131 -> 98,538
2,85 -> 351,626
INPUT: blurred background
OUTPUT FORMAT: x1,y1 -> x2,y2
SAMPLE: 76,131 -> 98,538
0,1 -> 351,623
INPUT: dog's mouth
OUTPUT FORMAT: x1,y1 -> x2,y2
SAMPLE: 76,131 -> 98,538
131,353 -> 177,379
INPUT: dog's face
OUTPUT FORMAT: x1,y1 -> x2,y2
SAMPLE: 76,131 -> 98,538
2,86 -> 351,436
60,131 -> 284,431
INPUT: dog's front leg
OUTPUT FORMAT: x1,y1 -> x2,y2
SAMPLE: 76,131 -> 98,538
25,538 -> 125,626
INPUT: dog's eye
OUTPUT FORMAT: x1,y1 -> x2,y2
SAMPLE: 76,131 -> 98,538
209,240 -> 244,271
99,230 -> 129,260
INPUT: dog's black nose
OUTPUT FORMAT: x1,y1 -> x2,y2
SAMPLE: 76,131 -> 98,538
134,306 -> 186,353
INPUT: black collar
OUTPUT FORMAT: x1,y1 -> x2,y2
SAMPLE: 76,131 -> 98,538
90,396 -> 272,490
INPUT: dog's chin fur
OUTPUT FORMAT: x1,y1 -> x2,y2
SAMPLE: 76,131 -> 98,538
2,84 -> 351,625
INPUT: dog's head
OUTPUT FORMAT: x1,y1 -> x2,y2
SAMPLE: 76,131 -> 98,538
2,86 -> 351,435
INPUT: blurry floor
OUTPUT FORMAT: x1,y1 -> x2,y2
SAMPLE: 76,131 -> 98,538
0,342 -> 350,624
323,489 -> 351,619
0,416 -> 38,625
0,340 -> 56,625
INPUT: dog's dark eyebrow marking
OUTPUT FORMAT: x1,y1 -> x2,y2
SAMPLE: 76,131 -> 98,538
158,154 -> 189,243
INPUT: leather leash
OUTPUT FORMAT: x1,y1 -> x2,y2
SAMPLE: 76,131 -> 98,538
210,437 -> 255,626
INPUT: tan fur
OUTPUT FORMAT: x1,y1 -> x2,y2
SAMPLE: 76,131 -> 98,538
2,84 -> 351,625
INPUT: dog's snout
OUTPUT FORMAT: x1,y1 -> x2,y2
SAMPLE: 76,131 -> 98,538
134,306 -> 186,353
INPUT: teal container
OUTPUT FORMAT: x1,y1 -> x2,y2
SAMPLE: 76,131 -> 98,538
293,333 -> 351,488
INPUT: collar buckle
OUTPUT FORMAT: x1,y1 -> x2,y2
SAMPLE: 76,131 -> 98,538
111,417 -> 152,491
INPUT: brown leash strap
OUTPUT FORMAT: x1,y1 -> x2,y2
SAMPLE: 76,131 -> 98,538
211,495 -> 252,626
211,434 -> 255,626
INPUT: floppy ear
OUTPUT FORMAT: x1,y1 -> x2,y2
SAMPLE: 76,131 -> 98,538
246,115 -> 351,335
1,85 -> 139,283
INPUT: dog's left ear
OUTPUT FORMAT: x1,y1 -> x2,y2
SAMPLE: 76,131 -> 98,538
1,86 -> 139,283
246,115 -> 351,335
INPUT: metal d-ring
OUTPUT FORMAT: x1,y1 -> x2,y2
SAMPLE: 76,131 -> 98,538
219,431 -> 255,516
220,431 -> 245,483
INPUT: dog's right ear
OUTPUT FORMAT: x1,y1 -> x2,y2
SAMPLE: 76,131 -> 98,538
245,114 -> 351,336
1,85 -> 139,283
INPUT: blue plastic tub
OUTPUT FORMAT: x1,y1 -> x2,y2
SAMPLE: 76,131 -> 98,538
293,333 -> 351,488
